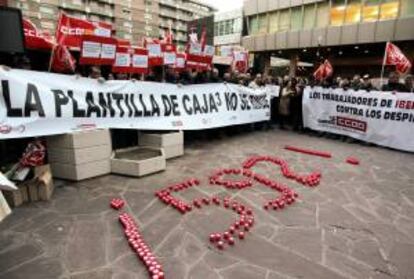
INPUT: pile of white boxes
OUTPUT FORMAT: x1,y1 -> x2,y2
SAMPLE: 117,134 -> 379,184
138,131 -> 184,159
47,130 -> 112,181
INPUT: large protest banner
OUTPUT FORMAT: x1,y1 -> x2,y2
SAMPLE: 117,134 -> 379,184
303,86 -> 414,152
0,68 -> 270,139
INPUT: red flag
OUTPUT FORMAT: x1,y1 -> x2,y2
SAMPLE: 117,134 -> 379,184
385,42 -> 412,74
313,59 -> 333,81
56,13 -> 113,48
324,59 -> 333,78
50,44 -> 76,73
23,19 -> 55,50
313,64 -> 325,81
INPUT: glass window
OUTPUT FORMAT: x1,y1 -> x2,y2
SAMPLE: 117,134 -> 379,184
345,0 -> 362,24
331,0 -> 346,26
269,11 -> 279,33
380,0 -> 399,20
249,16 -> 259,34
291,7 -> 303,30
258,14 -> 268,33
279,9 -> 290,31
401,0 -> 414,17
316,2 -> 329,27
363,0 -> 380,22
303,4 -> 316,29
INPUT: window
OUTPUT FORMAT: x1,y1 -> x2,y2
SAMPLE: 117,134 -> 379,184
303,4 -> 316,29
40,6 -> 54,14
345,0 -> 362,24
279,9 -> 290,31
401,0 -> 414,17
249,16 -> 258,34
269,11 -> 279,33
380,0 -> 399,20
331,0 -> 346,26
258,14 -> 268,33
316,2 -> 329,27
363,0 -> 380,22
291,6 -> 303,30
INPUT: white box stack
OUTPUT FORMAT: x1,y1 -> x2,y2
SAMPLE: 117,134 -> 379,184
47,130 -> 112,181
138,131 -> 184,159
111,147 -> 166,177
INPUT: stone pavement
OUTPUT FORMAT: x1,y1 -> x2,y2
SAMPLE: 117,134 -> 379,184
1,130 -> 414,279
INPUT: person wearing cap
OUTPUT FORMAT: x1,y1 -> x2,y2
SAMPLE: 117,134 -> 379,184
359,74 -> 374,91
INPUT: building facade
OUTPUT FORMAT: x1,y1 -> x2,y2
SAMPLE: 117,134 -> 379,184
7,0 -> 160,42
7,0 -> 215,46
214,8 -> 243,49
158,0 -> 216,49
242,0 -> 414,77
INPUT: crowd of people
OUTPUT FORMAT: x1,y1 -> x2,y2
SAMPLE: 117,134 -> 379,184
7,55 -> 414,138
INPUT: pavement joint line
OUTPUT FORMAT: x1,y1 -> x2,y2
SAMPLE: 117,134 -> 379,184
153,225 -> 183,254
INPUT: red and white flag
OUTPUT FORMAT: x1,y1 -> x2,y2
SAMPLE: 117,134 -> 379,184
313,59 -> 333,81
56,13 -> 112,48
384,42 -> 412,74
50,44 -> 76,73
23,19 -> 55,50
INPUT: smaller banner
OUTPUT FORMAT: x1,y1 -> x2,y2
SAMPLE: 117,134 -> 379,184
147,44 -> 163,66
112,46 -> 132,73
131,48 -> 148,74
79,35 -> 117,65
303,86 -> 414,152
175,53 -> 186,71
163,52 -> 176,65
112,47 -> 148,74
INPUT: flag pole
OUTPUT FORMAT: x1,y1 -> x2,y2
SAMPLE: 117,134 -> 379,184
380,42 -> 388,89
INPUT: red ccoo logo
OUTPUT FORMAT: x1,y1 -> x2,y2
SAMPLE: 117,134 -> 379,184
336,117 -> 367,132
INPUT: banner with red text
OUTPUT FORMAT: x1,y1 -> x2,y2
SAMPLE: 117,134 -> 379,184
303,87 -> 414,152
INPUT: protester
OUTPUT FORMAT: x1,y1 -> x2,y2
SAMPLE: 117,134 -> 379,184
404,75 -> 413,92
359,74 -> 375,91
248,74 -> 262,89
381,72 -> 408,92
279,78 -> 297,130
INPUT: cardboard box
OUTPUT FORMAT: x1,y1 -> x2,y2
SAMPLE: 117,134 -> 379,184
50,160 -> 111,181
163,144 -> 184,159
0,191 -> 12,222
111,147 -> 166,177
47,129 -> 111,149
3,188 -> 23,207
2,165 -> 54,207
138,131 -> 183,147
48,144 -> 112,165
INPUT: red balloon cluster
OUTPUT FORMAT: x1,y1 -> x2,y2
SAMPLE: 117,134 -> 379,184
284,145 -> 332,158
209,168 -> 253,189
119,212 -> 165,279
110,198 -> 125,210
155,178 -> 200,214
206,197 -> 254,250
242,155 -> 322,187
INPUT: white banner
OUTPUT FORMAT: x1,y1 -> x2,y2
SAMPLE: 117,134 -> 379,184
132,55 -> 148,68
303,87 -> 414,152
0,69 -> 271,139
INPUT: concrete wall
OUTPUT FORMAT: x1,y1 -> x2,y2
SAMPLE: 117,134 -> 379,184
243,19 -> 414,52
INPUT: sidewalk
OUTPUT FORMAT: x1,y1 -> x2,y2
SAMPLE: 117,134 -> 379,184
0,130 -> 413,279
